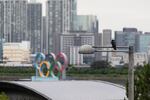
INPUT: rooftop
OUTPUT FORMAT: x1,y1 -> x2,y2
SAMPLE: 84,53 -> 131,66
14,80 -> 126,100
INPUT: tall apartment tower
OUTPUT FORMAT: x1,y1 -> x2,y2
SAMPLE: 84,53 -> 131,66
0,1 -> 4,61
27,2 -> 42,53
103,29 -> 112,46
95,33 -> 102,61
70,0 -> 77,31
75,15 -> 99,33
3,0 -> 27,42
102,29 -> 112,61
0,1 -> 4,37
42,16 -> 48,54
46,0 -> 76,54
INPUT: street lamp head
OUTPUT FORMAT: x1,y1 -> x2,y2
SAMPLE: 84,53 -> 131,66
79,45 -> 95,54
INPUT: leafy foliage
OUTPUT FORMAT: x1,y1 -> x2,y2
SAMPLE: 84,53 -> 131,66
90,61 -> 111,69
67,67 -> 128,75
0,92 -> 9,100
0,67 -> 34,76
126,64 -> 150,100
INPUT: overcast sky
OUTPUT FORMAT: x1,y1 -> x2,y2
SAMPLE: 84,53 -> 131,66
36,0 -> 150,33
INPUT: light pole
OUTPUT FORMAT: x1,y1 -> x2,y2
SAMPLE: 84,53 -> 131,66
128,46 -> 134,100
79,43 -> 134,100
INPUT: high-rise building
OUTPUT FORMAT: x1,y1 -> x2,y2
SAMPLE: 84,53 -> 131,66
70,0 -> 77,31
115,28 -> 141,51
103,29 -> 112,46
115,31 -> 126,46
94,33 -> 102,61
60,33 -> 95,65
46,0 -> 62,54
74,15 -> 99,33
27,2 -> 42,53
46,0 -> 75,54
42,16 -> 48,54
101,29 -> 112,61
136,33 -> 150,52
0,1 -> 4,61
3,0 -> 27,42
0,1 -> 4,37
0,35 -> 3,61
123,28 -> 138,32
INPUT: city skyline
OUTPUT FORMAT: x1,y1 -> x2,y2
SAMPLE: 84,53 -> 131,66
0,0 -> 150,58
37,0 -> 150,33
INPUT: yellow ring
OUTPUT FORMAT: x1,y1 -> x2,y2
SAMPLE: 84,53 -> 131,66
39,61 -> 50,77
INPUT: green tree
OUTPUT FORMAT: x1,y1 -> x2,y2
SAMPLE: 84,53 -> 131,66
126,64 -> 150,100
0,92 -> 9,100
90,60 -> 110,69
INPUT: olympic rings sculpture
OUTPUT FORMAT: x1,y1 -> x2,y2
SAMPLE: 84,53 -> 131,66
33,52 -> 68,78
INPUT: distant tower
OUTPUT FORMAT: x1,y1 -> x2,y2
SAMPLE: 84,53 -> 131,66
70,0 -> 77,31
0,1 -> 4,37
27,2 -> 42,53
102,29 -> 112,61
75,15 -> 99,33
103,29 -> 112,46
42,16 -> 48,54
0,1 -> 4,61
46,0 -> 76,54
115,28 -> 140,47
3,0 -> 27,42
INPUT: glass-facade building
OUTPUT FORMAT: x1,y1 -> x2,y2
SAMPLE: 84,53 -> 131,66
75,15 -> 99,33
137,34 -> 150,52
70,0 -> 77,31
115,28 -> 141,51
115,31 -> 139,47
